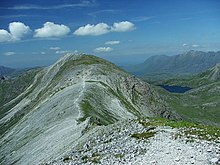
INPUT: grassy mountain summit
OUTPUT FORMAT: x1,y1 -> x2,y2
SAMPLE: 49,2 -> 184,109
0,54 -> 179,165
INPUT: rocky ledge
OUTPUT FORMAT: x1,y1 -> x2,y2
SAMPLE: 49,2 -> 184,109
47,119 -> 220,165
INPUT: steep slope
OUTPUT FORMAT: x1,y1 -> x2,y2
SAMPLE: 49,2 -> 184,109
207,63 -> 220,81
0,66 -> 15,76
0,68 -> 40,108
125,50 -> 220,80
155,63 -> 220,126
0,54 -> 178,165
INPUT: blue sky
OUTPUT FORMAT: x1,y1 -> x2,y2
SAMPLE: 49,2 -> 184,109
0,0 -> 220,68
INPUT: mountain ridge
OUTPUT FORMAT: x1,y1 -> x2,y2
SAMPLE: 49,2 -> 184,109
0,54 -> 179,165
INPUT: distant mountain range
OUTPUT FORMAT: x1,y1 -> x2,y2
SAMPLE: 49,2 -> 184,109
124,50 -> 220,79
0,66 -> 15,76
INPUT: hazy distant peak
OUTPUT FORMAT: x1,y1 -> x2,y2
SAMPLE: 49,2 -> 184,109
0,66 -> 15,76
125,50 -> 220,77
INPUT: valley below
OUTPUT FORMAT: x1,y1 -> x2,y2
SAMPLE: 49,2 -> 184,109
153,63 -> 220,127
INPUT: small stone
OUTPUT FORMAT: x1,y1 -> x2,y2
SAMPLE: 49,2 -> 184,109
175,158 -> 180,162
150,160 -> 156,164
210,158 -> 219,164
207,149 -> 212,152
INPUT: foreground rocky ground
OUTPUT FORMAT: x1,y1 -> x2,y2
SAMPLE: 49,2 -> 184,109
46,119 -> 220,165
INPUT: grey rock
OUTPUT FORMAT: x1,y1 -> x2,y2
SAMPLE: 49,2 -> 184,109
210,157 -> 219,164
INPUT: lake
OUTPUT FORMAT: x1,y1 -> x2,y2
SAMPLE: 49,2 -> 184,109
159,85 -> 192,93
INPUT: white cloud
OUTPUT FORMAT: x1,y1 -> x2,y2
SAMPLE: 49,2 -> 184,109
9,22 -> 31,40
192,44 -> 199,48
105,40 -> 120,45
182,43 -> 188,47
41,52 -> 46,54
4,52 -> 16,56
74,23 -> 110,36
94,47 -> 113,53
55,50 -> 78,54
132,16 -> 153,22
74,21 -> 135,36
111,21 -> 136,32
55,50 -> 70,54
34,22 -> 70,38
0,22 -> 31,42
88,9 -> 119,17
6,1 -> 95,10
50,47 -> 61,50
0,29 -> 12,42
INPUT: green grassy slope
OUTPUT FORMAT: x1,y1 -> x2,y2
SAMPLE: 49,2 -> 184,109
153,65 -> 220,127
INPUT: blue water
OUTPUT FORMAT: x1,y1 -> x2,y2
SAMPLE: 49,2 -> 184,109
159,85 -> 192,93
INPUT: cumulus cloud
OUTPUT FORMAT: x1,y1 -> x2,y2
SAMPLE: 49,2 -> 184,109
50,47 -> 61,50
0,22 -> 31,42
182,43 -> 188,47
74,21 -> 135,36
111,21 -> 136,32
9,22 -> 31,40
105,40 -> 120,45
4,52 -> 16,56
0,30 -> 12,42
74,23 -> 110,36
34,22 -> 70,38
94,47 -> 113,53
